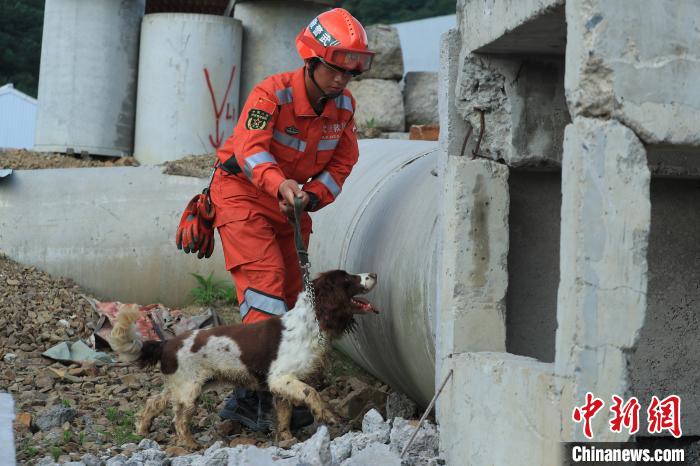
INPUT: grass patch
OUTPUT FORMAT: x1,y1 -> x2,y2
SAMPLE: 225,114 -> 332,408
104,407 -> 142,445
190,272 -> 237,306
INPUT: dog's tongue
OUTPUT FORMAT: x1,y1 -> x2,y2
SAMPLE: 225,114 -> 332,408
352,296 -> 379,314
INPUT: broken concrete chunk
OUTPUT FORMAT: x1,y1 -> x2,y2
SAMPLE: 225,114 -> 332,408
347,79 -> 405,132
404,72 -> 439,127
298,425 -> 331,466
386,390 -> 417,420
358,25 -> 403,80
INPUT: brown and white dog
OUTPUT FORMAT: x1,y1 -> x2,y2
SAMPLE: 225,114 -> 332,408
109,270 -> 378,449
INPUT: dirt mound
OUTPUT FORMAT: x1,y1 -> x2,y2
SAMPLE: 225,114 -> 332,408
161,154 -> 216,179
0,149 -> 140,170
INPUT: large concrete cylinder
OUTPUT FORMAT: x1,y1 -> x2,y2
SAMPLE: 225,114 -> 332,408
233,0 -> 334,110
134,14 -> 243,164
34,0 -> 145,156
309,140 -> 440,405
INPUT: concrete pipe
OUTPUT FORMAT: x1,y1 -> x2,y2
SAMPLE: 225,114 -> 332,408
233,0 -> 335,111
34,0 -> 145,157
309,139 -> 440,405
134,14 -> 243,164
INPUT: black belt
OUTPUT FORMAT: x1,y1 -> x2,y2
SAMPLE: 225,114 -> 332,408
218,154 -> 242,175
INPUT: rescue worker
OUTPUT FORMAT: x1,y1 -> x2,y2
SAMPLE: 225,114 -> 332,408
211,8 -> 374,430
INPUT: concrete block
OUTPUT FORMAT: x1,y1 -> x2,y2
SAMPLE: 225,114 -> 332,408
347,79 -> 405,132
455,54 -> 569,166
357,25 -> 403,81
457,0 -> 565,54
404,72 -> 438,127
565,0 -> 700,145
437,28 -> 469,159
555,117 -> 650,440
0,167 -> 229,307
439,353 -> 562,466
437,158 -> 508,370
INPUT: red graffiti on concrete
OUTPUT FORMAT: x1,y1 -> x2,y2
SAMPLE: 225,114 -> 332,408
204,66 -> 237,149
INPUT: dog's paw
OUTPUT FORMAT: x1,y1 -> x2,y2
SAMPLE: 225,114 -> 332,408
180,438 -> 201,451
318,408 -> 340,426
278,435 -> 298,449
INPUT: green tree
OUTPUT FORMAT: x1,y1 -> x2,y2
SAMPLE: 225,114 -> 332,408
338,0 -> 456,26
0,0 -> 45,97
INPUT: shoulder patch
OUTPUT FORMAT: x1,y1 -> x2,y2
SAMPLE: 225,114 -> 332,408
246,108 -> 271,130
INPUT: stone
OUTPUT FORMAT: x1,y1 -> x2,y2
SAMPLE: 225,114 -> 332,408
341,443 -> 401,466
347,79 -> 405,132
35,405 -> 78,431
297,425 -> 331,466
228,437 -> 256,447
389,418 -> 439,458
361,408 -> 390,443
404,72 -> 439,126
36,458 -> 59,466
358,25 -> 403,80
105,455 -> 128,466
386,391 -> 417,420
80,453 -> 102,466
409,125 -> 439,141
204,440 -> 224,456
3,353 -> 16,363
170,455 -> 196,466
329,431 -> 359,465
137,438 -> 160,451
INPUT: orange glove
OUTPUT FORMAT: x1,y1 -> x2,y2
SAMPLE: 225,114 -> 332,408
176,192 -> 216,258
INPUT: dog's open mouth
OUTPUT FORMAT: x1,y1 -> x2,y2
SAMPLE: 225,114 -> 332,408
351,296 -> 378,314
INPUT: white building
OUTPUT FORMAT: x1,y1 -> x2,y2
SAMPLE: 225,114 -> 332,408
0,83 -> 37,149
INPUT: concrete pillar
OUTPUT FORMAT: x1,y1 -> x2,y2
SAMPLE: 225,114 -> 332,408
233,0 -> 334,111
556,117 -> 650,441
440,353 -> 563,466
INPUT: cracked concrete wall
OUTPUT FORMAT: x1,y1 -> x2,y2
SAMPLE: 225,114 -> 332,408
507,170 -> 561,363
455,53 -> 569,166
566,0 -> 700,145
556,117 -> 650,441
629,177 -> 700,435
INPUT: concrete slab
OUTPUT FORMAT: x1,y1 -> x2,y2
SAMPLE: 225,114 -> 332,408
0,166 -> 229,307
439,352 -> 562,466
458,0 -> 565,54
566,0 -> 700,145
437,158 -> 508,369
556,117 -> 650,441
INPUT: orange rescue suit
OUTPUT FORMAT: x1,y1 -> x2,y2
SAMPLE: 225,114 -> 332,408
210,66 -> 359,324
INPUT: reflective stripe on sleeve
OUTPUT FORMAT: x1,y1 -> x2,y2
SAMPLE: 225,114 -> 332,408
276,87 -> 293,105
243,151 -> 276,180
239,288 -> 288,319
317,138 -> 340,151
273,129 -> 306,152
334,94 -> 353,112
315,170 -> 340,197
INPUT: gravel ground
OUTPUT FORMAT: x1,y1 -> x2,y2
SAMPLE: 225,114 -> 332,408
0,253 -> 428,465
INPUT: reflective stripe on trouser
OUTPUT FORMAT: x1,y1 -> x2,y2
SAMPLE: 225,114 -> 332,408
216,196 -> 312,324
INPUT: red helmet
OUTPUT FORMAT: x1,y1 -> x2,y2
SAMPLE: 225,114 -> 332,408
296,8 -> 375,74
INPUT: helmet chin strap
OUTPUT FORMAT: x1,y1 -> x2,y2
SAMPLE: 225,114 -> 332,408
307,60 -> 342,104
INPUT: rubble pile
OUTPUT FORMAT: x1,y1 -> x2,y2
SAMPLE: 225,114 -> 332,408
0,253 -> 442,465
31,410 -> 442,466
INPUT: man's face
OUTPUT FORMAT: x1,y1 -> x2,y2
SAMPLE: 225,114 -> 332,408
313,59 -> 354,95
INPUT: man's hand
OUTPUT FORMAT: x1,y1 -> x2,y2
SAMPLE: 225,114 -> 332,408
278,180 -> 309,219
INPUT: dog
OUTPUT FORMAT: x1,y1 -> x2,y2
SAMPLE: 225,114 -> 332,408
109,270 -> 378,449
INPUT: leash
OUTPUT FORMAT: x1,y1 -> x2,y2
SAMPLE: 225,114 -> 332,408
293,197 -> 311,283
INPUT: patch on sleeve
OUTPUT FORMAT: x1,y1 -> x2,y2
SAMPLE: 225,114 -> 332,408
246,108 -> 272,130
